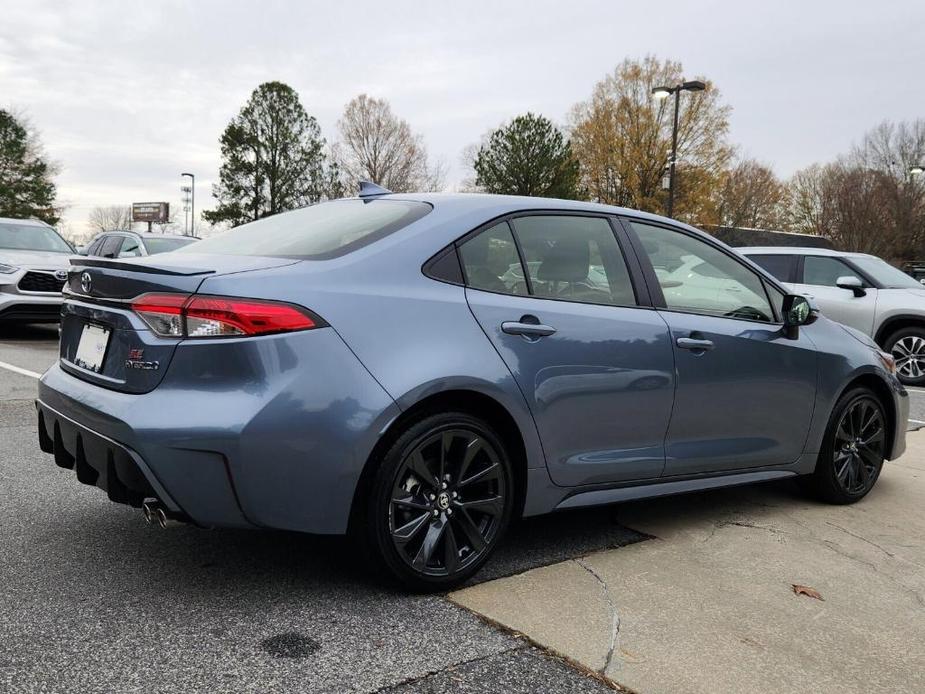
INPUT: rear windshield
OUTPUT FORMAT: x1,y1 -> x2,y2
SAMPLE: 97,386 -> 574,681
179,199 -> 431,259
0,222 -> 73,253
144,237 -> 197,254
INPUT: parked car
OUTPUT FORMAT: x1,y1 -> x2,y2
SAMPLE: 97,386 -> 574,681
84,230 -> 198,258
741,247 -> 925,385
0,216 -> 74,323
36,189 -> 907,590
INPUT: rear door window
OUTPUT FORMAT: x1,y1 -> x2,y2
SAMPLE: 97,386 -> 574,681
458,222 -> 528,296
511,216 -> 636,306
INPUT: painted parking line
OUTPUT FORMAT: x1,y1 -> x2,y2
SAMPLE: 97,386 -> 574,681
910,419 -> 925,425
0,360 -> 42,379
905,387 -> 925,395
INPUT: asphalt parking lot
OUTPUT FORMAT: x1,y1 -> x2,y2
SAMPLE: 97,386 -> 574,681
0,324 -> 635,693
1,324 -> 924,693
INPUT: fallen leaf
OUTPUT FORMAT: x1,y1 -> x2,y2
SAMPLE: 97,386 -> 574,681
792,584 -> 824,601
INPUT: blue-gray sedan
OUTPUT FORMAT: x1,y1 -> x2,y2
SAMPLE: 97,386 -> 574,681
36,188 -> 908,589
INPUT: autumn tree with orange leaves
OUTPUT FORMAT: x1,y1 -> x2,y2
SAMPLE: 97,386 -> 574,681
569,56 -> 733,224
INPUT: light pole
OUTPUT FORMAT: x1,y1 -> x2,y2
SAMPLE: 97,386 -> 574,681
652,79 -> 707,218
181,172 -> 195,236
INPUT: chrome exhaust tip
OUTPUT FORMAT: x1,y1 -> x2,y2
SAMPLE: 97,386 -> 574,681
142,500 -> 156,525
155,506 -> 168,529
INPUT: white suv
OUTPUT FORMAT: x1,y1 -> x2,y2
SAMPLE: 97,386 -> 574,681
741,246 -> 925,385
0,217 -> 73,324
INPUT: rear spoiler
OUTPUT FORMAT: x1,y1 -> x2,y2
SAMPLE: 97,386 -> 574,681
69,256 -> 214,277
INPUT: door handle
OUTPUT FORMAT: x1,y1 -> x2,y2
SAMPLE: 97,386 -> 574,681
502,318 -> 557,338
676,337 -> 715,351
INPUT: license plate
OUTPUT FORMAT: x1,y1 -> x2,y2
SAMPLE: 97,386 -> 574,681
74,324 -> 110,373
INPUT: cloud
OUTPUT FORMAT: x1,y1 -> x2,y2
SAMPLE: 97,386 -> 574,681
2,0 -> 924,235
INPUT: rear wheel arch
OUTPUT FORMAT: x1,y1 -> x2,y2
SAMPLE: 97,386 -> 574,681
348,389 -> 529,532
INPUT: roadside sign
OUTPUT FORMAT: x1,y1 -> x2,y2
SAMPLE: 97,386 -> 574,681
132,202 -> 169,223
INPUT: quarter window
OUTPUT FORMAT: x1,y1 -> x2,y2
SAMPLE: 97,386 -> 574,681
511,216 -> 635,306
630,221 -> 775,323
803,256 -> 864,287
748,254 -> 796,283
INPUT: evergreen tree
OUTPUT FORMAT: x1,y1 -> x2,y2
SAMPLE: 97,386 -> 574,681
473,113 -> 580,199
204,82 -> 332,226
0,110 -> 59,224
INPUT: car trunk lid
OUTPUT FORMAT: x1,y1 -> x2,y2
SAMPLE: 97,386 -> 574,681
59,254 -> 299,393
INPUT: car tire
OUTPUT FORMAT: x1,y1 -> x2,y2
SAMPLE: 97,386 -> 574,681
807,387 -> 886,504
363,412 -> 514,592
884,327 -> 925,386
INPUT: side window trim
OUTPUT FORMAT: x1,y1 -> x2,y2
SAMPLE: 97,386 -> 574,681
425,209 -> 654,309
506,220 -> 534,296
619,215 -> 784,325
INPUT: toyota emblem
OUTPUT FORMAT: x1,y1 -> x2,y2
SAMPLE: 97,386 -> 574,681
55,269 -> 68,281
80,271 -> 92,293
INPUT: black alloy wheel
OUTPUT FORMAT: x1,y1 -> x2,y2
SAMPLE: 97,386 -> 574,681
809,388 -> 886,504
366,413 -> 513,590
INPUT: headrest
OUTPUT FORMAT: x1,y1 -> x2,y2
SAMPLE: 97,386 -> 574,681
537,238 -> 590,283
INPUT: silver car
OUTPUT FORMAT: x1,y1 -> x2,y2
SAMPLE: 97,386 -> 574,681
742,246 -> 925,385
0,217 -> 73,323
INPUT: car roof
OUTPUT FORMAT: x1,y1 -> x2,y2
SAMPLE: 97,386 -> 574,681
738,246 -> 872,259
0,216 -> 54,228
92,230 -> 198,240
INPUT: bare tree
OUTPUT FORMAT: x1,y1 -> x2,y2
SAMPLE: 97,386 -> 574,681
713,158 -> 785,228
87,205 -> 134,233
784,120 -> 925,260
335,95 -> 445,193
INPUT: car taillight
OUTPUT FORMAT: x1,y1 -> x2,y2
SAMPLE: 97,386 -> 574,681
131,293 -> 321,338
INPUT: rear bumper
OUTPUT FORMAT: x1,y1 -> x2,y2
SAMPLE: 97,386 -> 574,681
37,399 -> 181,513
36,328 -> 400,534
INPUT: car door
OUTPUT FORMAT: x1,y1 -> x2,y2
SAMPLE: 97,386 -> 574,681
625,219 -> 818,477
461,214 -> 675,486
791,255 -> 877,335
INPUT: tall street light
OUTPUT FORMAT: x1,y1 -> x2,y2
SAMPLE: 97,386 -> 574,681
652,80 -> 706,218
181,172 -> 195,236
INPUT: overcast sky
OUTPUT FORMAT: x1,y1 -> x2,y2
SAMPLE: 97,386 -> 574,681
2,0 -> 923,238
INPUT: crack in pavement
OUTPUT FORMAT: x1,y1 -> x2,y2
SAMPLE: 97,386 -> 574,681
824,521 -> 895,558
574,557 -> 620,676
367,645 -> 528,693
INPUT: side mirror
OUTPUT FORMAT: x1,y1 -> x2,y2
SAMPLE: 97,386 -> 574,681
782,294 -> 818,339
836,275 -> 866,297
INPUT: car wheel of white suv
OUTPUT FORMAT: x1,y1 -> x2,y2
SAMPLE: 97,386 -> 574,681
885,327 -> 925,386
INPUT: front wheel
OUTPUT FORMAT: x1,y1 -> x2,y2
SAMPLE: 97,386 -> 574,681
365,413 -> 514,591
807,387 -> 886,504
885,327 -> 925,385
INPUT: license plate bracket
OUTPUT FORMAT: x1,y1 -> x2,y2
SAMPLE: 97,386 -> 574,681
74,324 -> 111,373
